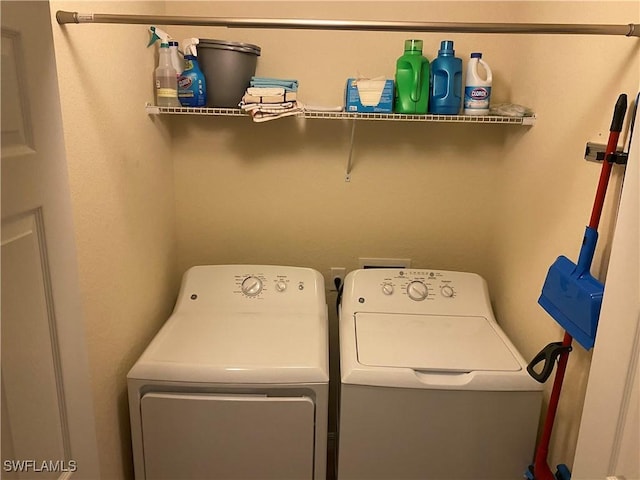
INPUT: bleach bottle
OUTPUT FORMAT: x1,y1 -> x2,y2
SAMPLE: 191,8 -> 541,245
178,38 -> 207,107
394,39 -> 430,114
429,40 -> 463,115
464,52 -> 492,115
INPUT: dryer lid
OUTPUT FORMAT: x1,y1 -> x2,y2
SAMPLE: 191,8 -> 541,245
355,313 -> 521,372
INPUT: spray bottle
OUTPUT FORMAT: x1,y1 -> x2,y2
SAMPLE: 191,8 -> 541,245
148,26 -> 182,106
178,38 -> 207,107
155,42 -> 180,107
148,26 -> 183,76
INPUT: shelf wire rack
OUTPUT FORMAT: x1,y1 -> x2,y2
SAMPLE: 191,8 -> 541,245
145,104 -> 536,125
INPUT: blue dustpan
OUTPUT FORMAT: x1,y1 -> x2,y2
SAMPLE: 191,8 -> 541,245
537,93 -> 630,352
538,226 -> 602,350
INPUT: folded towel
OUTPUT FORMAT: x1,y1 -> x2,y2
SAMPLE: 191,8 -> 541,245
240,100 -> 302,122
248,106 -> 302,123
250,76 -> 299,92
246,87 -> 285,96
242,91 -> 297,104
250,83 -> 298,92
251,76 -> 298,85
241,102 -> 295,113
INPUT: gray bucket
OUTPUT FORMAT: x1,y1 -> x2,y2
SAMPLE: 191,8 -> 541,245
197,39 -> 261,108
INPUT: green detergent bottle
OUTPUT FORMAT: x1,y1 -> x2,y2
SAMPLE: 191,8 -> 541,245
394,39 -> 430,114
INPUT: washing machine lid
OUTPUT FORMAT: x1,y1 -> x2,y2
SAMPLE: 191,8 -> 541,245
128,311 -> 329,384
355,313 -> 521,372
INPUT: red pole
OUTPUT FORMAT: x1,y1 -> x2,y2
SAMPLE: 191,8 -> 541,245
588,129 -> 621,229
533,331 -> 573,480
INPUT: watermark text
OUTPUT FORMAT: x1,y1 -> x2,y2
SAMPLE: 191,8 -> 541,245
3,459 -> 77,473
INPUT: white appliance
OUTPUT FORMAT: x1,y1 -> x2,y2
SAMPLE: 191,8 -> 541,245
128,265 -> 329,480
338,268 -> 543,480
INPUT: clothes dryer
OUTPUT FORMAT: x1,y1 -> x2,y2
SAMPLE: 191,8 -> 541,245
338,268 -> 542,480
128,265 -> 328,480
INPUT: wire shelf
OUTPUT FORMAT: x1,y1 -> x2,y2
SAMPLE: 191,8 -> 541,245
145,104 -> 536,125
145,104 -> 245,116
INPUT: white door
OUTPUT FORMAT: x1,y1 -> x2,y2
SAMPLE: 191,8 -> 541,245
1,1 -> 99,478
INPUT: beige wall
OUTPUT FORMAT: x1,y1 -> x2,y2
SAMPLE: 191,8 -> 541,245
168,0 -> 639,471
49,0 -> 639,478
491,2 -> 639,469
50,2 -> 178,479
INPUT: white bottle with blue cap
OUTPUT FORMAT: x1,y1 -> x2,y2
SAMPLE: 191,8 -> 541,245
464,52 -> 493,115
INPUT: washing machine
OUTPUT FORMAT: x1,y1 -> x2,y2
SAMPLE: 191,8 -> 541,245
128,265 -> 329,480
337,268 -> 543,480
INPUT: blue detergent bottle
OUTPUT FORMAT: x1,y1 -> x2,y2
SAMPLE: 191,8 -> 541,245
429,40 -> 462,115
178,38 -> 207,107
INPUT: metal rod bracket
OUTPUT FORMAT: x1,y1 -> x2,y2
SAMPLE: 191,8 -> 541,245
584,142 -> 627,164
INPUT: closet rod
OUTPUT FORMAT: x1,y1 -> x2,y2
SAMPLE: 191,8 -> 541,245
56,11 -> 638,37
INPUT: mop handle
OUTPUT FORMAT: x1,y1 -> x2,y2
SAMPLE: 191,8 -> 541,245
533,331 -> 573,480
589,94 -> 627,230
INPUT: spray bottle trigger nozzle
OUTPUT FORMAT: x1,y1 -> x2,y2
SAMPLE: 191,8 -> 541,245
182,38 -> 200,57
147,26 -> 171,47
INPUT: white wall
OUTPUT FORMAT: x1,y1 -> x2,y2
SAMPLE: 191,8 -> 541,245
48,1 -> 639,478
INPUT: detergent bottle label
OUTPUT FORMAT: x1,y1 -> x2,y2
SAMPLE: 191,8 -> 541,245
464,86 -> 491,110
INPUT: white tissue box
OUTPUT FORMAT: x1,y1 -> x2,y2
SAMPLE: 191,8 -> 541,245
345,78 -> 394,113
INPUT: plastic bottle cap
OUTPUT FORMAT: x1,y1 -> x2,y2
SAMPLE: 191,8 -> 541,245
404,39 -> 423,52
471,52 -> 482,58
438,40 -> 455,55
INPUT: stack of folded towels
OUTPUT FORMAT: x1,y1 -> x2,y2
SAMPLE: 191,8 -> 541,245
239,76 -> 302,122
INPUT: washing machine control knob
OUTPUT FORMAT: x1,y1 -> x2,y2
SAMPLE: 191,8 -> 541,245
441,285 -> 455,297
275,280 -> 287,292
241,276 -> 263,296
382,283 -> 394,295
407,281 -> 429,301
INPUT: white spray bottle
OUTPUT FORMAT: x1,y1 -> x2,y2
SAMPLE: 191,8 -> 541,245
178,38 -> 207,107
148,26 -> 183,76
155,42 -> 180,107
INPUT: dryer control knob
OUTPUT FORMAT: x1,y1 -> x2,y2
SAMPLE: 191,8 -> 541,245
407,281 -> 428,301
275,280 -> 287,292
241,276 -> 263,296
382,283 -> 394,295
